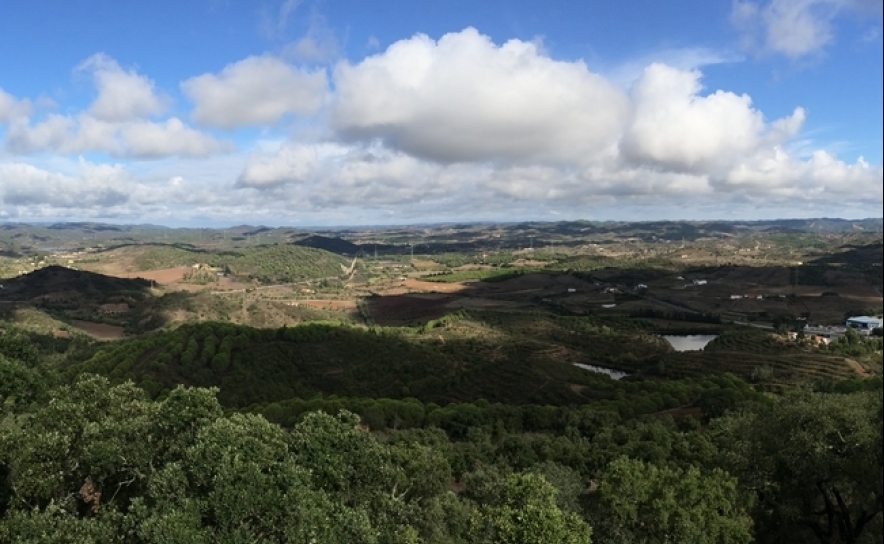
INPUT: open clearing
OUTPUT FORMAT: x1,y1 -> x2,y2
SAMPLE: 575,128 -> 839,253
70,319 -> 126,340
296,299 -> 358,310
123,266 -> 189,284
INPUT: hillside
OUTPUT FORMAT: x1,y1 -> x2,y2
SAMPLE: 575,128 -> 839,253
1,219 -> 882,544
62,310 -> 876,412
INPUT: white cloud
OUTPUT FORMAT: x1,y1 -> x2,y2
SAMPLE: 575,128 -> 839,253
182,55 -> 327,129
731,0 -> 880,58
4,55 -> 231,158
3,28 -> 881,224
621,63 -> 804,173
331,27 -> 630,164
313,148 -> 451,207
605,47 -> 742,88
5,114 -> 232,158
5,114 -> 75,153
225,27 -> 879,221
120,118 -> 234,157
0,88 -> 31,123
229,136 -> 881,221
77,53 -> 168,122
281,11 -> 341,63
237,142 -> 320,188
236,142 -> 474,213
0,158 -> 131,208
721,147 -> 883,205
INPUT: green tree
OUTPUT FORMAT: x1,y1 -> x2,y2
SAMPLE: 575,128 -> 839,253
0,333 -> 39,367
1,375 -> 157,511
0,355 -> 46,416
133,412 -> 376,544
469,472 -> 592,544
591,457 -> 752,544
713,389 -> 883,544
289,410 -> 420,543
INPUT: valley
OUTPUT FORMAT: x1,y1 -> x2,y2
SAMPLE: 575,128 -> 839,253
1,218 -> 881,543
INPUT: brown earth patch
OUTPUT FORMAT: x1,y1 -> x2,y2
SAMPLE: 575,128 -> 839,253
568,383 -> 588,395
104,266 -> 254,293
70,320 -> 125,340
843,358 -> 870,377
297,299 -> 358,310
401,278 -> 469,292
120,266 -> 191,284
213,276 -> 255,291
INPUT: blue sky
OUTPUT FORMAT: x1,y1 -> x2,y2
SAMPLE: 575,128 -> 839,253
0,0 -> 881,226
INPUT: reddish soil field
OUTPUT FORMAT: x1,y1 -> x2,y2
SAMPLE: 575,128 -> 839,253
120,266 -> 190,284
71,320 -> 125,340
109,267 -> 253,292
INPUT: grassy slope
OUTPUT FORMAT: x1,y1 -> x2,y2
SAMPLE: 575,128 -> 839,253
61,310 -> 875,410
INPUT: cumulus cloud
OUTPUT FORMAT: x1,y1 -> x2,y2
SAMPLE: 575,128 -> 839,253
331,27 -> 630,164
5,114 -> 232,158
236,142 -> 471,211
237,142 -> 320,188
731,0 -> 880,58
0,88 -> 31,123
120,118 -> 234,157
3,28 -> 881,223
723,147 -> 883,197
0,158 -> 131,208
77,53 -> 168,121
621,63 -> 804,173
5,115 -> 75,153
4,55 -> 232,158
221,28 -> 878,220
182,55 -> 327,128
231,137 -> 880,222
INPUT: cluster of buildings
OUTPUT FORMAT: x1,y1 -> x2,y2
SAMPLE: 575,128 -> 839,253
844,315 -> 884,334
796,315 -> 884,343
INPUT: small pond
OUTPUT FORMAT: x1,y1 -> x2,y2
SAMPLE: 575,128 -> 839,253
573,363 -> 630,380
662,334 -> 718,352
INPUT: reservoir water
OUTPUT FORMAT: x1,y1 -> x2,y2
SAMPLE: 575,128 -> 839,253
662,334 -> 718,351
573,363 -> 629,380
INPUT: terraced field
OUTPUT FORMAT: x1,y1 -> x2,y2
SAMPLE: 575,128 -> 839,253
657,351 -> 859,387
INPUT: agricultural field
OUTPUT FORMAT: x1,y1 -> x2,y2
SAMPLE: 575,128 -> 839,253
1,219 -> 879,392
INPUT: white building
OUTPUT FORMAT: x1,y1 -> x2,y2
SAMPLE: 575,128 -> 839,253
845,316 -> 883,334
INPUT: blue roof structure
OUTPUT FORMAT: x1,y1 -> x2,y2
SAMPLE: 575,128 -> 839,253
845,316 -> 884,330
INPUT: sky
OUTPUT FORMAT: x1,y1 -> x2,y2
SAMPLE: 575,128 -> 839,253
0,0 -> 882,227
